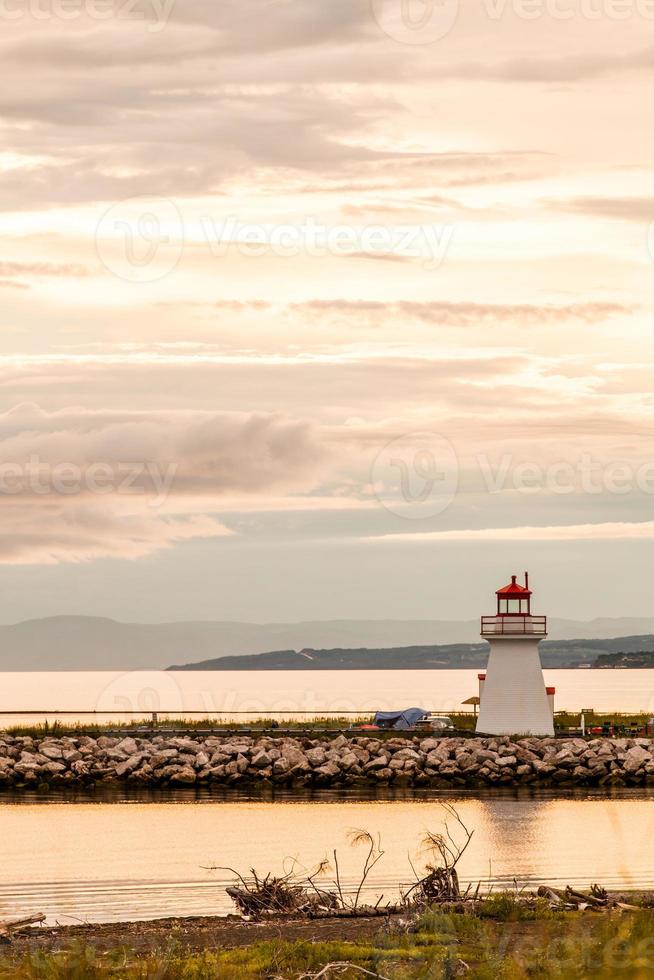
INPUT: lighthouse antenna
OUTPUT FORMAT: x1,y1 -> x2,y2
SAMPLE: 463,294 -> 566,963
525,571 -> 529,590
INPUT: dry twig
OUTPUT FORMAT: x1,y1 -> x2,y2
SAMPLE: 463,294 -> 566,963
295,964 -> 391,979
0,914 -> 46,944
402,803 -> 475,907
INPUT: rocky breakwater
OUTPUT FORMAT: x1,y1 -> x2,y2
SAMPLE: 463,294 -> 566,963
2,733 -> 654,790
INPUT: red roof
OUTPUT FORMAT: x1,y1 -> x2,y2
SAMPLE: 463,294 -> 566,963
496,574 -> 531,596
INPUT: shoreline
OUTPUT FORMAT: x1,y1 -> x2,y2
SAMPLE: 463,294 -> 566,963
5,898 -> 653,965
6,890 -> 651,953
5,912 -> 396,958
2,732 -> 654,790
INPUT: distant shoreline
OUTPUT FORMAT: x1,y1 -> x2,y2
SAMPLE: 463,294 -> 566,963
168,664 -> 645,671
168,640 -> 654,672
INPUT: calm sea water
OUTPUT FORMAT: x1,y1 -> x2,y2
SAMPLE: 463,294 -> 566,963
0,669 -> 653,725
0,793 -> 653,924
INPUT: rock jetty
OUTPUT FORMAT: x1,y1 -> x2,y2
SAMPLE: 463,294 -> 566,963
1,733 -> 654,789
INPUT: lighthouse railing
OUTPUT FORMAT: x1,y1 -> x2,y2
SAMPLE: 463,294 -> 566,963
480,615 -> 547,636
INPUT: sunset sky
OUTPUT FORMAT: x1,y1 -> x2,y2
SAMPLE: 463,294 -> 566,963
1,0 -> 653,623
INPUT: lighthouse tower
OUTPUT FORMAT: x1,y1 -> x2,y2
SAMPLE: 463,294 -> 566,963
476,573 -> 554,737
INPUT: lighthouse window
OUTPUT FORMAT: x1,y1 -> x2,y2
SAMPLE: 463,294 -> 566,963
520,599 -> 529,613
507,599 -> 520,613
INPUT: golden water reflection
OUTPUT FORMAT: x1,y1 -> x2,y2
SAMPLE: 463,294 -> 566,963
0,796 -> 652,924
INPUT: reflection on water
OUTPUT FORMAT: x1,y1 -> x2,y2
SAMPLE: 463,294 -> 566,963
0,792 -> 653,925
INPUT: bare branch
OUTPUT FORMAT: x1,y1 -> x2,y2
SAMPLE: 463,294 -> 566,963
296,963 -> 391,979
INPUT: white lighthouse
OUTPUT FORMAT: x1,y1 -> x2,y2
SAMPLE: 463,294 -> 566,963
476,573 -> 554,737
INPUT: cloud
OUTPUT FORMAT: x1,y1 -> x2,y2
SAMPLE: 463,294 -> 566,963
0,403 -> 328,494
0,505 -> 231,566
0,280 -> 29,290
0,404 -> 330,564
3,1 -> 372,64
348,251 -> 419,265
0,86 -> 393,208
424,45 -> 654,84
170,0 -> 372,54
365,521 -> 654,544
289,299 -> 632,327
0,261 -> 91,288
548,196 -> 654,222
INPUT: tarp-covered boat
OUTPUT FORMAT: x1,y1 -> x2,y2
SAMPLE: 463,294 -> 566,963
372,707 -> 428,730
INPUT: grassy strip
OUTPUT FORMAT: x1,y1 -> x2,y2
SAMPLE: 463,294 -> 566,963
5,710 -> 654,738
4,715 -> 477,737
3,903 -> 654,978
4,717 -> 372,737
553,711 -> 653,732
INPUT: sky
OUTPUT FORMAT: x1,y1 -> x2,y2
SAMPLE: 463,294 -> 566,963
0,0 -> 653,624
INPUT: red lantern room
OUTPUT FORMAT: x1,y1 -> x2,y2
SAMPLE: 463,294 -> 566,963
481,572 -> 547,637
496,573 -> 531,616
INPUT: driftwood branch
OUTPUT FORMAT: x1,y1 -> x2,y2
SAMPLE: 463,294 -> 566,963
310,905 -> 402,920
349,831 -> 385,910
332,849 -> 345,909
0,914 -> 46,943
296,964 -> 391,980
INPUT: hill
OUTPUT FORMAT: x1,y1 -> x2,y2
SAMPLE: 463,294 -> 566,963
168,643 -> 489,671
168,635 -> 654,671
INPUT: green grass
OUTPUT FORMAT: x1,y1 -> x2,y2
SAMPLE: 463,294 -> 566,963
4,717 -> 372,738
5,715 -> 481,738
475,893 -> 562,921
553,711 -> 653,733
4,909 -> 654,978
5,711 -> 653,739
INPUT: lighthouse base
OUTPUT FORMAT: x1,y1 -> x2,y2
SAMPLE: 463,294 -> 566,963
477,637 -> 554,737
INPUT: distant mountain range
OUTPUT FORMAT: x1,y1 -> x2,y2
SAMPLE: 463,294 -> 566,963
168,635 -> 654,671
1,614 -> 654,670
